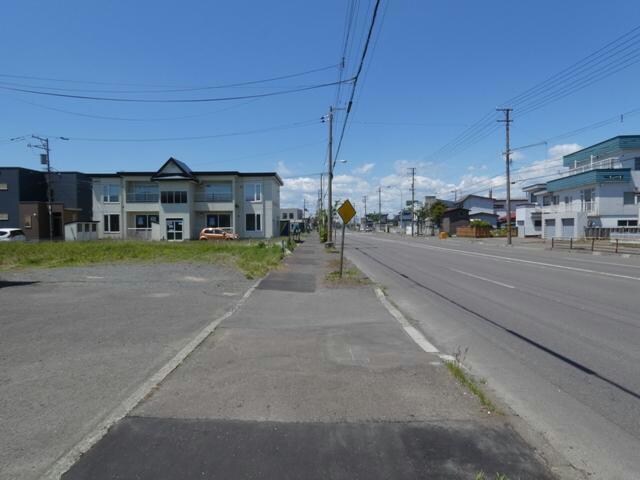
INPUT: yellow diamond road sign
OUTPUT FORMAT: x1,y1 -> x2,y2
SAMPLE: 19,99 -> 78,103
337,199 -> 356,223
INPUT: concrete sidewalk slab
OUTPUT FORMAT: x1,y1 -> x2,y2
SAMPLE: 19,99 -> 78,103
60,237 -> 554,479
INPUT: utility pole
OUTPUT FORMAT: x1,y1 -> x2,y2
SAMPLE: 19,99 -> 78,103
29,136 -> 53,241
497,108 -> 513,245
326,107 -> 334,246
408,167 -> 416,236
377,186 -> 382,230
362,195 -> 367,229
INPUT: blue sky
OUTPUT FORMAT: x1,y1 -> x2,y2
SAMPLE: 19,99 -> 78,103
2,0 -> 640,212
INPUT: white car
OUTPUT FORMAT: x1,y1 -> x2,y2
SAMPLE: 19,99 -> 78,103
0,228 -> 27,242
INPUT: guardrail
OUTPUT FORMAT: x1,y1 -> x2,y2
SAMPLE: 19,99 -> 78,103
550,237 -> 640,255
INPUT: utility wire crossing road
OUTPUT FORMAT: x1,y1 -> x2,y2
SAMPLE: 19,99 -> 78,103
345,233 -> 640,480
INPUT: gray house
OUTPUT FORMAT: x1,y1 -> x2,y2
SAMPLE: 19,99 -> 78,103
517,135 -> 640,239
90,158 -> 283,241
0,167 -> 92,240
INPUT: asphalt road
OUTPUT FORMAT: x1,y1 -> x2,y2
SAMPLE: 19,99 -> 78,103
345,233 -> 640,480
0,263 -> 253,480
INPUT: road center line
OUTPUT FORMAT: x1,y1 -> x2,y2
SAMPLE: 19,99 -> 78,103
449,268 -> 515,289
357,235 -> 640,282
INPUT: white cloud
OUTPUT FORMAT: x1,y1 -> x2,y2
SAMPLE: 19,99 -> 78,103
276,160 -> 292,177
353,162 -> 375,174
548,143 -> 581,158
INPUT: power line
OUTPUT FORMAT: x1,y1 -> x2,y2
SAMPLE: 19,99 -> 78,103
0,63 -> 341,94
0,78 -> 354,103
45,118 -> 320,143
8,96 -> 262,122
424,22 -> 640,164
333,0 -> 383,167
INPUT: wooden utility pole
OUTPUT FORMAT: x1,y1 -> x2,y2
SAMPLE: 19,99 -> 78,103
377,186 -> 382,229
326,108 -> 334,245
497,108 -> 513,245
30,136 -> 53,241
362,195 -> 367,229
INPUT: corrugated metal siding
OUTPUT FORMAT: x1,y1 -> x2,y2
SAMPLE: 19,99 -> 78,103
563,135 -> 640,167
546,169 -> 631,192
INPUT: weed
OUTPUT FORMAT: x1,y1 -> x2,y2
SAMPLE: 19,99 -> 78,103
475,473 -> 510,480
0,240 -> 283,279
446,346 -> 498,414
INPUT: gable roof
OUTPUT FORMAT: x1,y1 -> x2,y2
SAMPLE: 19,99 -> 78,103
151,157 -> 197,182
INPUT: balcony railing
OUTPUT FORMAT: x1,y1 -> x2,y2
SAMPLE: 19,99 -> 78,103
194,192 -> 233,202
127,228 -> 152,240
126,193 -> 159,203
561,157 -> 623,177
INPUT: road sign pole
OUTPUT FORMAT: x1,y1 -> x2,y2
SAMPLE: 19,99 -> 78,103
340,221 -> 346,278
336,199 -> 356,278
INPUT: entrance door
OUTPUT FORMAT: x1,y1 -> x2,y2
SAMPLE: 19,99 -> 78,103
544,219 -> 556,239
166,218 -> 183,241
561,218 -> 574,239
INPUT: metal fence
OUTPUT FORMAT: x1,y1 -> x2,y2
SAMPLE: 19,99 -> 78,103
550,237 -> 640,255
584,227 -> 640,239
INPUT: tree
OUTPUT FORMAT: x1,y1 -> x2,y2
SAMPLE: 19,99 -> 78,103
427,200 -> 448,227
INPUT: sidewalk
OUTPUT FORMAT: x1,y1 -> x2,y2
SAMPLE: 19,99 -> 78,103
62,236 -> 553,479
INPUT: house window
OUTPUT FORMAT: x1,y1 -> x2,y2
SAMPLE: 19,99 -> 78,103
635,157 -> 640,170
24,215 -> 32,228
534,220 -> 542,228
618,220 -> 639,227
244,183 -> 262,202
0,183 -> 7,191
78,223 -> 83,233
0,213 -> 8,221
161,191 -> 187,204
204,182 -> 232,202
102,184 -> 120,203
246,213 -> 262,231
103,214 -> 120,233
135,214 -> 159,229
564,196 -> 572,205
282,213 -> 287,219
289,213 -> 294,219
91,223 -> 97,232
206,213 -> 231,228
623,192 -> 636,205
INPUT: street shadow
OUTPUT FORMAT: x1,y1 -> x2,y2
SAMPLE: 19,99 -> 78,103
0,280 -> 39,289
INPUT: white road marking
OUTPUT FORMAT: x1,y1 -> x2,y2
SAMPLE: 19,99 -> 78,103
449,268 -> 515,289
374,287 -> 439,353
361,235 -> 640,282
41,279 -> 262,480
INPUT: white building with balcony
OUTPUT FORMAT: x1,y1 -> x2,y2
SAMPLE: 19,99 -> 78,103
90,158 -> 282,241
517,136 -> 640,239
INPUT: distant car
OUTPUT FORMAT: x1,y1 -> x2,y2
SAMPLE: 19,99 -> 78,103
199,227 -> 239,241
0,228 -> 27,242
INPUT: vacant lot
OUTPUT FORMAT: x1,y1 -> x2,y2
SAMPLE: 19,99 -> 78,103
0,240 -> 283,278
0,261 -> 256,480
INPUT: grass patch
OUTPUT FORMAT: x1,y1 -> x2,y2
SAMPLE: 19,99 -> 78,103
445,348 -> 498,414
475,473 -> 510,480
324,258 -> 370,286
0,240 -> 283,279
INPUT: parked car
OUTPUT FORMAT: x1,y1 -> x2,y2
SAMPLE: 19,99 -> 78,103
0,228 -> 27,242
199,227 -> 239,241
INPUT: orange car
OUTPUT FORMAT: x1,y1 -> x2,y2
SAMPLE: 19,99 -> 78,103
199,227 -> 239,241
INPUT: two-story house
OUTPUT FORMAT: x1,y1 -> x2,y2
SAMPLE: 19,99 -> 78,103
0,167 -> 92,240
517,135 -> 640,239
90,158 -> 282,241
